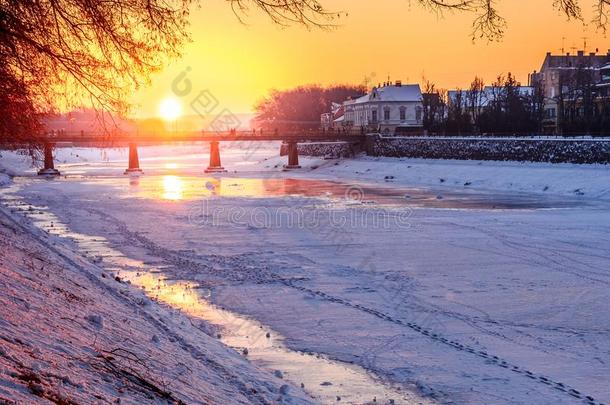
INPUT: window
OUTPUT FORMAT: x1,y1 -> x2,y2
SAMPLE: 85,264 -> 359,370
399,107 -> 406,121
383,108 -> 390,121
416,107 -> 422,123
371,110 -> 377,123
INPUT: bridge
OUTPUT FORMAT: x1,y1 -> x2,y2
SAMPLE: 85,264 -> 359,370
9,130 -> 365,175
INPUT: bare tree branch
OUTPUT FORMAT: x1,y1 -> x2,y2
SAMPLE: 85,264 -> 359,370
471,0 -> 506,41
228,0 -> 339,28
593,0 -> 610,31
554,0 -> 583,19
1,0 -> 610,145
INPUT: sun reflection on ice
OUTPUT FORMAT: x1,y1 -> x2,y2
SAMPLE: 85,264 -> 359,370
162,175 -> 184,200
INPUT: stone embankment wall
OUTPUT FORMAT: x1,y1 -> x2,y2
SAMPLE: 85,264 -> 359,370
280,141 -> 361,159
364,135 -> 610,164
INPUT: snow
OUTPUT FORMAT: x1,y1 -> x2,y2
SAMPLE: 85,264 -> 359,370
0,200 -> 312,404
300,155 -> 610,200
1,143 -> 610,404
0,173 -> 10,187
2,144 -> 609,199
359,85 -> 422,103
378,135 -> 610,141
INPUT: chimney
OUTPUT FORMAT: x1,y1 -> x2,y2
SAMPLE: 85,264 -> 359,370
577,50 -> 584,56
590,52 -> 596,56
546,51 -> 551,57
395,80 -> 402,87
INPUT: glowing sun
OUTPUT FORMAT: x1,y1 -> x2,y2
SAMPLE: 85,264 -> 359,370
158,98 -> 182,121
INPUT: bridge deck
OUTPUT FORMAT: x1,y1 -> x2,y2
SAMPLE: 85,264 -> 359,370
5,131 -> 366,145
2,131 -> 367,175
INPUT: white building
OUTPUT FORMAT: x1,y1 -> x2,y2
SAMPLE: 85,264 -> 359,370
321,102 -> 345,130
323,81 -> 424,135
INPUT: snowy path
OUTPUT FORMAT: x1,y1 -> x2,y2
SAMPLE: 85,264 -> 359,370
1,145 -> 610,404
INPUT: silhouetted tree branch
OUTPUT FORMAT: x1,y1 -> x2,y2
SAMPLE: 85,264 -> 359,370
0,0 -> 336,144
1,0 -> 609,146
418,0 -> 606,40
554,0 -> 583,20
0,0 -> 194,143
593,0 -> 610,31
228,0 -> 338,28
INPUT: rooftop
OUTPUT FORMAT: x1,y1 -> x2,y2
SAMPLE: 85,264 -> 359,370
540,50 -> 610,70
350,82 -> 422,104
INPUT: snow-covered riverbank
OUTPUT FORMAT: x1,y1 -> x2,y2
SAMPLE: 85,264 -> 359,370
0,191 -> 318,404
1,145 -> 609,404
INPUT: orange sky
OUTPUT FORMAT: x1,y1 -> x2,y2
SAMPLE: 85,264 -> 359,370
131,0 -> 610,119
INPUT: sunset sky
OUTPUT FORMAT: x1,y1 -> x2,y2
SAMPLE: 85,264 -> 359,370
132,0 -> 610,119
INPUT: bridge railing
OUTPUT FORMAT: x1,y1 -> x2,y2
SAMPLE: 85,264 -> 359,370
37,129 -> 366,143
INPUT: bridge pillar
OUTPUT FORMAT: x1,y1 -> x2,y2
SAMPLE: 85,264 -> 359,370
283,142 -> 301,170
205,141 -> 227,173
124,142 -> 143,174
37,142 -> 60,176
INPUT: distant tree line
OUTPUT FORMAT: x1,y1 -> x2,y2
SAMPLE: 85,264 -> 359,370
254,76 -> 548,135
253,84 -> 366,130
256,74 -> 610,136
428,73 -> 546,135
425,71 -> 610,136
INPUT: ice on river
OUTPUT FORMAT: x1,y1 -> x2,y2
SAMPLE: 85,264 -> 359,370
1,144 -> 610,404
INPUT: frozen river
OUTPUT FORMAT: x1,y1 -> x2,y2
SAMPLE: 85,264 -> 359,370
1,145 -> 609,404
